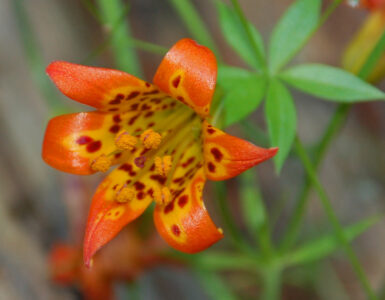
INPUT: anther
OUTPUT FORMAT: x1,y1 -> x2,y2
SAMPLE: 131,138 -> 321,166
154,186 -> 171,205
90,155 -> 112,172
116,186 -> 135,203
155,156 -> 172,176
115,130 -> 137,150
140,129 -> 162,149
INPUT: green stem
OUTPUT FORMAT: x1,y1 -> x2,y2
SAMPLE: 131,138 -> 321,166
168,0 -> 221,58
280,104 -> 350,250
294,137 -> 377,300
260,266 -> 282,300
230,0 -> 266,71
96,0 -> 142,76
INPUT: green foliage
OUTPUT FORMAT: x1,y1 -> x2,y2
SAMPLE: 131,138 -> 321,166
280,64 -> 385,102
269,0 -> 321,73
284,215 -> 381,266
216,1 -> 265,70
265,79 -> 297,173
194,270 -> 238,300
218,65 -> 266,127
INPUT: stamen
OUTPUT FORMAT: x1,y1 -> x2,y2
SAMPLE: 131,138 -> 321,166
115,130 -> 137,150
154,186 -> 171,206
140,129 -> 162,149
155,156 -> 172,177
116,186 -> 135,203
90,155 -> 112,172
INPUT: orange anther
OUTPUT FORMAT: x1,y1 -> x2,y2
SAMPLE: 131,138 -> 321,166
154,186 -> 171,206
140,129 -> 162,149
115,130 -> 137,150
116,186 -> 135,203
90,155 -> 112,172
155,155 -> 172,176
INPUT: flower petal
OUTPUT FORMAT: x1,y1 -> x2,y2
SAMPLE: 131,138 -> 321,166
47,61 -> 170,112
153,168 -> 223,253
153,39 -> 217,116
203,121 -> 278,180
83,164 -> 153,267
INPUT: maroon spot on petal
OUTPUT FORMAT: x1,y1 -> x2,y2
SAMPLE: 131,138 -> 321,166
150,174 -> 167,185
150,98 -> 162,104
177,96 -> 185,103
109,99 -> 121,105
211,148 -> 223,162
109,124 -> 120,133
112,184 -> 118,190
114,152 -> 122,159
178,195 -> 188,208
116,93 -> 125,99
128,115 -> 139,125
137,191 -> 145,200
170,102 -> 177,108
208,162 -> 216,172
148,188 -> 154,197
164,201 -> 174,214
173,177 -> 183,183
134,156 -> 146,168
141,104 -> 151,110
145,82 -> 151,87
172,75 -> 181,88
144,111 -> 154,118
126,91 -> 140,100
134,128 -> 142,133
143,90 -> 159,95
109,108 -> 119,112
207,128 -> 215,134
150,164 -> 155,171
140,148 -> 150,155
130,103 -> 139,110
171,224 -> 181,236
115,211 -> 120,217
148,122 -> 155,128
126,180 -> 132,184
119,164 -> 136,176
134,181 -> 145,191
86,141 -> 101,153
113,114 -> 122,123
76,136 -> 93,145
182,157 -> 195,168
161,104 -> 168,110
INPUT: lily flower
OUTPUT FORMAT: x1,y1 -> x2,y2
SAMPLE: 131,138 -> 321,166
49,228 -> 165,300
42,38 -> 278,267
343,0 -> 385,82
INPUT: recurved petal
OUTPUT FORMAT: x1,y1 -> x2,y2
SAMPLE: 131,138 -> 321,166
153,168 -> 223,253
42,112 -> 130,175
47,61 -> 160,111
153,39 -> 217,116
83,165 -> 153,267
203,121 -> 278,181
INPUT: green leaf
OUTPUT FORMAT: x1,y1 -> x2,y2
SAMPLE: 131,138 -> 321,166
283,215 -> 381,266
280,64 -> 385,102
269,0 -> 321,73
194,270 -> 238,300
218,66 -> 267,127
216,1 -> 265,69
240,170 -> 266,235
265,79 -> 296,173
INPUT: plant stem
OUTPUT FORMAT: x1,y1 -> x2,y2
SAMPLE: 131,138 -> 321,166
230,0 -> 266,71
280,104 -> 350,250
168,0 -> 220,58
294,137 -> 377,300
96,0 -> 142,76
260,266 -> 282,300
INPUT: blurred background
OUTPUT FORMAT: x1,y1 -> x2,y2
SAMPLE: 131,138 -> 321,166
0,0 -> 384,299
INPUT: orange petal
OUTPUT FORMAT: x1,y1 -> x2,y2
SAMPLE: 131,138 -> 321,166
49,243 -> 80,285
47,61 -> 162,111
83,163 -> 153,267
153,168 -> 223,253
153,39 -> 217,116
203,121 -> 278,181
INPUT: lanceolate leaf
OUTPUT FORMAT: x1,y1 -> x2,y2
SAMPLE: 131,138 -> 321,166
265,79 -> 296,173
269,0 -> 321,73
216,1 -> 265,70
280,64 -> 385,102
218,65 -> 267,127
283,215 -> 381,266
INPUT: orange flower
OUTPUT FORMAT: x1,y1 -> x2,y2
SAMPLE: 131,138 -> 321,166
42,38 -> 278,266
49,228 -> 164,300
343,0 -> 385,82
